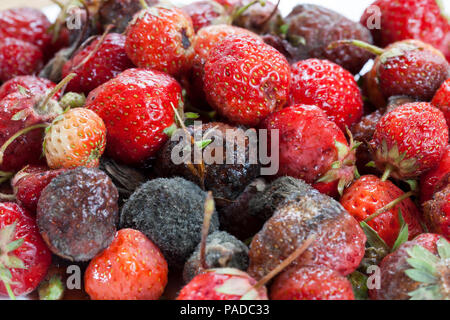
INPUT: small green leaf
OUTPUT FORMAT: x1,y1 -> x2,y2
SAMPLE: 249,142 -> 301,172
404,269 -> 437,284
4,254 -> 25,269
408,285 -> 442,300
407,245 -> 439,265
5,238 -> 24,252
195,139 -> 212,150
406,257 -> 436,275
366,161 -> 376,168
279,24 -> 289,35
11,110 -> 28,121
163,123 -> 177,137
348,271 -> 369,300
360,221 -> 390,252
405,179 -> 418,192
391,209 -> 408,252
39,275 -> 65,300
436,237 -> 450,260
334,140 -> 348,159
184,112 -> 199,119
0,222 -> 17,245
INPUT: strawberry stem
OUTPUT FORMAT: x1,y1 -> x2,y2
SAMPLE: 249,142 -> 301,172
0,193 -> 15,201
232,0 -> 266,21
2,280 -> 15,300
252,235 -> 316,290
381,164 -> 392,182
199,192 -> 215,270
139,0 -> 149,9
364,190 -> 415,223
328,40 -> 385,56
39,73 -> 77,111
73,25 -> 113,71
0,123 -> 49,166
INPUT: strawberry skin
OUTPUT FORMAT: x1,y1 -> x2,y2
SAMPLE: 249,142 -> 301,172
370,102 -> 449,179
420,145 -> 450,204
125,7 -> 195,76
290,59 -> 363,131
0,202 -> 51,297
44,108 -> 107,169
261,104 -> 357,196
0,76 -> 58,101
12,165 -> 67,214
341,175 -> 423,248
270,266 -> 355,300
62,33 -> 134,95
85,228 -> 168,300
0,8 -> 51,52
85,68 -> 179,165
181,0 -> 231,32
423,185 -> 450,240
432,78 -> 450,128
360,0 -> 450,61
0,37 -> 43,82
203,34 -> 291,126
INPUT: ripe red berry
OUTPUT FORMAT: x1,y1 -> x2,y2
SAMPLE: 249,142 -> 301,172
290,59 -> 363,131
125,6 -> 195,76
341,175 -> 423,248
261,104 -> 358,196
370,102 -> 449,180
270,266 -> 355,300
62,33 -> 134,95
203,34 -> 290,126
11,165 -> 67,214
0,202 -> 51,298
360,0 -> 450,61
0,8 -> 51,52
420,145 -> 450,204
0,76 -> 58,101
85,228 -> 168,300
432,78 -> 450,128
0,37 -> 43,82
85,68 -> 180,165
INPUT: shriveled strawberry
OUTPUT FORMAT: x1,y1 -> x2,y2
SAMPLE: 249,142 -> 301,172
432,78 -> 450,128
62,33 -> 134,95
423,185 -> 450,240
84,228 -> 168,300
0,76 -> 58,101
181,0 -> 231,32
370,233 -> 449,300
184,24 -> 258,107
11,165 -> 67,214
360,0 -> 450,61
290,59 -> 363,131
0,202 -> 51,299
342,40 -> 450,108
420,145 -> 450,204
177,268 -> 268,300
203,34 -> 290,126
43,108 -> 106,169
341,175 -> 423,248
0,37 -> 43,82
370,102 -> 448,180
125,6 -> 195,76
85,68 -> 179,165
0,8 -> 51,52
270,266 -> 355,300
261,104 -> 358,197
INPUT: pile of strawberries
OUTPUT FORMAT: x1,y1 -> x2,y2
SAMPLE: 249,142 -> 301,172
0,0 -> 449,301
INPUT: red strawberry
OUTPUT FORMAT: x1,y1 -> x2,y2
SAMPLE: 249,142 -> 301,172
125,6 -> 195,76
0,202 -> 51,299
11,165 -> 67,214
370,102 -> 449,180
0,8 -> 51,52
432,78 -> 450,128
423,185 -> 450,240
181,0 -> 231,32
261,104 -> 358,197
84,228 -> 168,300
184,24 -> 258,107
0,76 -> 58,101
203,34 -> 290,126
289,59 -> 363,131
341,175 -> 423,248
270,266 -> 355,300
360,0 -> 450,61
0,37 -> 43,82
369,233 -> 449,300
344,40 -> 450,108
177,268 -> 268,300
85,68 -> 179,165
62,33 -> 134,95
43,108 -> 107,169
420,145 -> 450,204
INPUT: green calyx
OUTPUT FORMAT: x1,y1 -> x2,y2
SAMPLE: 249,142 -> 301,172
59,92 -> 86,109
0,221 -> 26,300
406,237 -> 450,300
375,139 -> 418,181
38,275 -> 65,300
